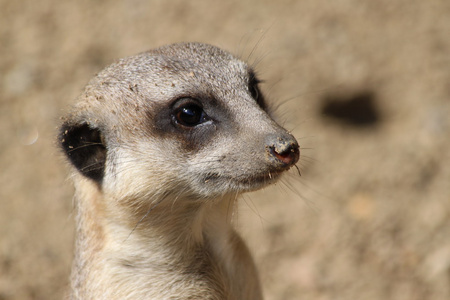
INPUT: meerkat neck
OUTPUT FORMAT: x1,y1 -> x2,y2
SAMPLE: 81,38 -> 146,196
73,176 -> 238,254
70,176 -> 244,298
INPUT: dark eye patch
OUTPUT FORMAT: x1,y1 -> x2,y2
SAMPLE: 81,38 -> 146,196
248,70 -> 266,110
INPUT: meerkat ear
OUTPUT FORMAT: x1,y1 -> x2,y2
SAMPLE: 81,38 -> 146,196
59,122 -> 106,183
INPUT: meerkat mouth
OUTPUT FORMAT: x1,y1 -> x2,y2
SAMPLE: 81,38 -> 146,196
203,169 -> 286,192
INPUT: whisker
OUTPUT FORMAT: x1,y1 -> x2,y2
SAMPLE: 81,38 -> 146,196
278,176 -> 320,214
124,195 -> 168,242
79,162 -> 103,172
241,193 -> 267,227
299,155 -> 319,163
246,29 -> 269,65
66,142 -> 104,153
294,165 -> 302,177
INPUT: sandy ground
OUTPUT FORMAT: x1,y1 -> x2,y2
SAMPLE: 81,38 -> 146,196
1,0 -> 449,299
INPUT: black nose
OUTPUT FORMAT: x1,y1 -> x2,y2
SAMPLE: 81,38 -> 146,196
266,134 -> 300,168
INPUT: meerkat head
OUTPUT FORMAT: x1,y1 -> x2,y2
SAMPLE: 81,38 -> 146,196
59,42 -> 299,206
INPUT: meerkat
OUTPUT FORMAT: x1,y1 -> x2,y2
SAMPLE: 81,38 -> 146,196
59,42 -> 299,300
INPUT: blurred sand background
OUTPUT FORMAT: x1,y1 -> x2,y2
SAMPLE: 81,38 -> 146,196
1,0 -> 449,299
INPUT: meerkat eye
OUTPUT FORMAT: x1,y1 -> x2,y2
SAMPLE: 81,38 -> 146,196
173,99 -> 208,127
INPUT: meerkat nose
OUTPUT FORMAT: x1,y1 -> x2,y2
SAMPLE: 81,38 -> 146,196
266,134 -> 300,167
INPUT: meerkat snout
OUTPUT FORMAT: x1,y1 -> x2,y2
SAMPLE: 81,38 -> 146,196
59,42 -> 300,299
265,133 -> 299,167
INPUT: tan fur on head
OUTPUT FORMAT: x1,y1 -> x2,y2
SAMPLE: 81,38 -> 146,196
59,42 -> 299,299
